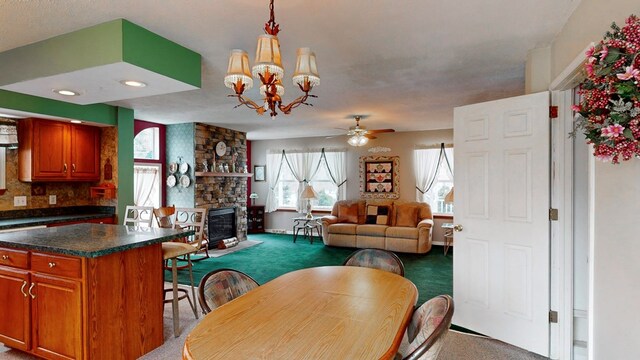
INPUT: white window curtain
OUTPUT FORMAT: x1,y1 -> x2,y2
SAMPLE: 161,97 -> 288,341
322,149 -> 347,200
414,147 -> 443,204
283,150 -> 323,213
265,151 -> 284,213
133,166 -> 158,206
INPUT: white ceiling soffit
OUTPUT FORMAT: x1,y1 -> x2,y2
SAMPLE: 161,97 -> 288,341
0,62 -> 198,106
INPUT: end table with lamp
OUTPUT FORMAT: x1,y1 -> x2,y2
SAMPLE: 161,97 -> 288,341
293,184 -> 321,243
442,187 -> 455,255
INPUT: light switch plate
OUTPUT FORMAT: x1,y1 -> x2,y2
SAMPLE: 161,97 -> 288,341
14,196 -> 27,207
49,195 -> 57,205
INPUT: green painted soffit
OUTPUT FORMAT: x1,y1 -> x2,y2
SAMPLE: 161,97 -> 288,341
122,20 -> 201,88
0,19 -> 201,88
0,90 -> 117,125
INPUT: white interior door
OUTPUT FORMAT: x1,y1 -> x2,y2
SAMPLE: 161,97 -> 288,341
453,92 -> 550,356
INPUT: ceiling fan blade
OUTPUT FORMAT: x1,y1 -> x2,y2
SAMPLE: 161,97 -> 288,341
364,134 -> 377,139
367,129 -> 395,134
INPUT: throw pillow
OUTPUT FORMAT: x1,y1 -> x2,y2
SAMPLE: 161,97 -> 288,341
395,205 -> 419,227
337,203 -> 359,223
365,205 -> 390,225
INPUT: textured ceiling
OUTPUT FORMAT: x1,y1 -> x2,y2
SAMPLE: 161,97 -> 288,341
0,0 -> 580,139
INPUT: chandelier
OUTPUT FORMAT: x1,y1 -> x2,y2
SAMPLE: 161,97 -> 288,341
224,0 -> 320,119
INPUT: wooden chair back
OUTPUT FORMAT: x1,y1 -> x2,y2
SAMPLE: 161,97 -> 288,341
122,206 -> 154,227
153,206 -> 176,228
175,207 -> 206,248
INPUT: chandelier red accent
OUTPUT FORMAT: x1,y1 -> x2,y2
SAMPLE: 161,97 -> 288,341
224,0 -> 320,119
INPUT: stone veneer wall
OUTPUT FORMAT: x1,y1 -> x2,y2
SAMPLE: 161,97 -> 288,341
194,124 -> 248,240
0,120 -> 118,210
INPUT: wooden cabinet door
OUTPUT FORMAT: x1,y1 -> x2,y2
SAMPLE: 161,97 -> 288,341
31,273 -> 82,360
32,120 -> 68,180
70,124 -> 100,180
0,266 -> 31,351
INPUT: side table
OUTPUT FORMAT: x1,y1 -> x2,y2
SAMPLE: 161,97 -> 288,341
441,222 -> 454,255
292,217 -> 322,244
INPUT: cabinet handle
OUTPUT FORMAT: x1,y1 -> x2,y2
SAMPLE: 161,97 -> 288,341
72,164 -> 76,173
20,281 -> 28,298
28,283 -> 35,299
63,163 -> 68,173
1,255 -> 8,260
48,262 -> 56,268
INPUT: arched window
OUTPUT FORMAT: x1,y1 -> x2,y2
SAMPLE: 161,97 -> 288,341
134,127 -> 160,160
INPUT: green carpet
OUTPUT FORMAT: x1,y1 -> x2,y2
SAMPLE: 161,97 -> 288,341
165,233 -> 452,306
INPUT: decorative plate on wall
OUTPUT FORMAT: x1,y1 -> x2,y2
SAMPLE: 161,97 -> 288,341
166,174 -> 177,188
179,162 -> 189,174
179,175 -> 191,188
216,141 -> 227,157
168,162 -> 178,174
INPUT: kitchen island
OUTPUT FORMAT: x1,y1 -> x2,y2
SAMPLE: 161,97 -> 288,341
0,224 -> 191,360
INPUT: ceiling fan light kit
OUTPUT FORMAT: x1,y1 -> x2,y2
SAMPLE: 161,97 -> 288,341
345,115 -> 395,147
224,0 -> 320,119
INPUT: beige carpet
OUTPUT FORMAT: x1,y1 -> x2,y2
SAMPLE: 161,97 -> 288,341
0,284 -> 548,360
207,239 -> 262,258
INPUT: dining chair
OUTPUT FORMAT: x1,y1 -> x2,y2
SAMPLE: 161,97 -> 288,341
174,207 -> 209,260
122,205 -> 154,227
343,248 -> 405,277
197,269 -> 259,314
153,205 -> 199,337
397,295 -> 454,360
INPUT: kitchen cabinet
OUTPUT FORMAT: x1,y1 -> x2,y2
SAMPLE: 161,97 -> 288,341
18,118 -> 101,182
0,242 -> 163,359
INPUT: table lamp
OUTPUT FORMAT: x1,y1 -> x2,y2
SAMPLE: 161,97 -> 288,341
300,184 -> 319,219
249,192 -> 258,206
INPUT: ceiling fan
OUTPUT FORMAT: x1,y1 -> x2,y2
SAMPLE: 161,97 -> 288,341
344,115 -> 395,146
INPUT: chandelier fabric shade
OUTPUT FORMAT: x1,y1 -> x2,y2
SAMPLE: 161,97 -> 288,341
224,50 -> 253,90
224,0 -> 319,118
292,48 -> 320,87
252,34 -> 284,80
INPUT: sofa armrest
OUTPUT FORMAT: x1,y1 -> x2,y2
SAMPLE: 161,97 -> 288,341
417,219 -> 434,253
320,215 -> 339,244
417,218 -> 434,230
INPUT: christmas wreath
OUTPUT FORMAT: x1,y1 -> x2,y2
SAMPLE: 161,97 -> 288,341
573,15 -> 640,163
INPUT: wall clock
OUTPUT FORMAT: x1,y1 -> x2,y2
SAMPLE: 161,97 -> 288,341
215,141 -> 227,157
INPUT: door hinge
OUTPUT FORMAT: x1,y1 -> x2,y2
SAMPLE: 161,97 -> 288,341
549,310 -> 558,323
549,106 -> 558,119
549,208 -> 559,221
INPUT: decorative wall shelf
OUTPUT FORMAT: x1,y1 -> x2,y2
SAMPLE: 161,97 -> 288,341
90,186 -> 117,199
195,172 -> 253,178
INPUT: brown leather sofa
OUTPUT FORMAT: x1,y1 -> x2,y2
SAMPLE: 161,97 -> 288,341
320,199 -> 434,254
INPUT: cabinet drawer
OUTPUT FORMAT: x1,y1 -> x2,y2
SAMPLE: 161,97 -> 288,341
0,248 -> 29,269
31,253 -> 82,279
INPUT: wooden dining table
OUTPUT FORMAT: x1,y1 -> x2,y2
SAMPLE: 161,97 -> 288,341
183,266 -> 418,360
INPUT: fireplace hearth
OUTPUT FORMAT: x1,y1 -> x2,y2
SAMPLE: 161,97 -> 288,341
207,207 -> 237,249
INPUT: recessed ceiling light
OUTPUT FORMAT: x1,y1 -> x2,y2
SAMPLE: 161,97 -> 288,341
53,89 -> 79,96
70,120 -> 82,124
120,80 -> 147,88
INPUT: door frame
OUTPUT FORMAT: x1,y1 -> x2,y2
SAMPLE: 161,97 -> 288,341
549,44 -> 591,360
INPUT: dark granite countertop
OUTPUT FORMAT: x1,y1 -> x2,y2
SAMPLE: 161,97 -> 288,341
0,224 -> 193,258
0,206 -> 115,230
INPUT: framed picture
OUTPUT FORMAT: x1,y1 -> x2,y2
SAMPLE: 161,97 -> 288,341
254,165 -> 266,182
359,155 -> 400,199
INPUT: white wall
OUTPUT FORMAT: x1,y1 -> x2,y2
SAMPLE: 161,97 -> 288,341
535,0 -> 640,358
250,130 -> 453,233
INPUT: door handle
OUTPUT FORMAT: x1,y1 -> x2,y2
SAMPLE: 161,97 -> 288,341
72,163 -> 76,173
453,224 -> 463,232
1,255 -> 8,260
63,163 -> 68,173
28,283 -> 36,299
48,262 -> 56,268
20,281 -> 28,298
